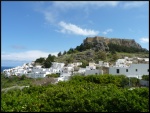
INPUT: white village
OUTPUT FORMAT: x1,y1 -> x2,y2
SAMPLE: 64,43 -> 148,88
3,56 -> 149,86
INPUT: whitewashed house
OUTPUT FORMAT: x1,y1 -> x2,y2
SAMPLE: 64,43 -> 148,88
99,61 -> 109,67
51,62 -> 65,69
86,66 -> 96,70
85,63 -> 103,75
51,62 -> 65,73
57,64 -> 75,82
109,64 -> 149,79
67,63 -> 75,67
77,68 -> 86,75
3,69 -> 11,77
85,69 -> 102,76
89,62 -> 96,66
73,62 -> 82,67
61,66 -> 74,75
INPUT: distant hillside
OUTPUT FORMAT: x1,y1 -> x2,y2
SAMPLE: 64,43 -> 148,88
35,36 -> 149,66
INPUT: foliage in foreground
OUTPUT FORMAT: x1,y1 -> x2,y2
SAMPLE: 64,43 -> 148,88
142,75 -> 149,81
1,74 -> 33,88
1,74 -> 149,112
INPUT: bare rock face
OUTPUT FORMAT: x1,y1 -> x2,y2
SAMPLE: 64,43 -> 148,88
83,36 -> 142,51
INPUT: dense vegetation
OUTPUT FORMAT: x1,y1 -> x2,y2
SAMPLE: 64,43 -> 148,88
1,74 -> 32,89
60,42 -> 148,55
1,74 -> 55,89
108,43 -> 148,53
142,75 -> 149,81
1,74 -> 149,112
32,40 -> 149,66
34,54 -> 55,68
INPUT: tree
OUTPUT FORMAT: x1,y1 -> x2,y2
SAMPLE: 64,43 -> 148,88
75,44 -> 85,52
73,49 -> 78,53
80,60 -> 88,68
67,48 -> 74,54
63,51 -> 67,55
35,57 -> 45,64
66,56 -> 74,64
1,74 -> 149,112
43,54 -> 55,68
20,75 -> 26,80
142,75 -> 149,81
111,54 -> 119,62
58,52 -> 62,57
97,51 -> 106,61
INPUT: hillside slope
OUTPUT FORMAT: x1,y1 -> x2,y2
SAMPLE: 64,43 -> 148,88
55,36 -> 149,64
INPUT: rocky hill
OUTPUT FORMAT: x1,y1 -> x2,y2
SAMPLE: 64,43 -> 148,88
83,36 -> 143,51
54,36 -> 148,65
35,36 -> 149,67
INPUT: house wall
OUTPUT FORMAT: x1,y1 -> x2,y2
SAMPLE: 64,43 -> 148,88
109,64 -> 149,79
140,80 -> 149,87
86,66 -> 96,70
85,69 -> 102,76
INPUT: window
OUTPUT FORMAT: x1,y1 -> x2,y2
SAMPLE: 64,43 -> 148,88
136,69 -> 138,72
116,69 -> 119,73
126,69 -> 128,72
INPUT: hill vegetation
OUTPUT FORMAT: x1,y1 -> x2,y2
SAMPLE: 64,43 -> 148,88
34,36 -> 149,67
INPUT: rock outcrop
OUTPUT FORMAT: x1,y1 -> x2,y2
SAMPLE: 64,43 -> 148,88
83,36 -> 142,51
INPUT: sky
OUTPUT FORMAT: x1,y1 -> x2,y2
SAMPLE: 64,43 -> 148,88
1,1 -> 149,67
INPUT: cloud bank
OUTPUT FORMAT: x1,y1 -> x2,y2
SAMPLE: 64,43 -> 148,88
139,37 -> 149,43
58,21 -> 99,36
2,50 -> 58,61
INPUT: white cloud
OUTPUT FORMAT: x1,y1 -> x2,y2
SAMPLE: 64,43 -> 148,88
58,21 -> 99,36
102,29 -> 113,35
34,1 -> 120,24
123,1 -> 148,8
2,50 -> 58,61
139,37 -> 149,43
35,1 -> 148,24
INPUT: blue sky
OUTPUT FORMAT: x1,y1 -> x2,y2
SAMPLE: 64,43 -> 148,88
2,1 -> 149,67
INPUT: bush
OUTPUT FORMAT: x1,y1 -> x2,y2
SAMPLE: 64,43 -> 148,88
46,73 -> 60,78
142,75 -> 149,81
1,74 -> 149,112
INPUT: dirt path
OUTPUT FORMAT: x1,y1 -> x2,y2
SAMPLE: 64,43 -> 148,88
1,85 -> 29,93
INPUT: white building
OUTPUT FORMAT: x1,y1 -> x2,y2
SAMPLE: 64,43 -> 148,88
60,66 -> 74,75
73,62 -> 82,67
51,62 -> 65,69
86,66 -> 96,70
89,62 -> 96,66
77,68 -> 86,75
109,64 -> 149,79
85,69 -> 102,76
99,61 -> 109,67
